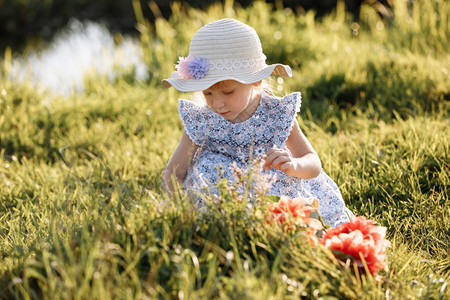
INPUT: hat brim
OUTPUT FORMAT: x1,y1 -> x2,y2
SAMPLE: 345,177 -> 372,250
161,64 -> 292,92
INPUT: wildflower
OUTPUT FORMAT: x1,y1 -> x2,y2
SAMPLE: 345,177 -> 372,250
267,196 -> 322,241
321,216 -> 391,275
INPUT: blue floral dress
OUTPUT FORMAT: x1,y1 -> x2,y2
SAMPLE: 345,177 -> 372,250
179,92 -> 353,227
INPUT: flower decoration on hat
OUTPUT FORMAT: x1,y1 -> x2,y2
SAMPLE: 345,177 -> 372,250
176,55 -> 209,80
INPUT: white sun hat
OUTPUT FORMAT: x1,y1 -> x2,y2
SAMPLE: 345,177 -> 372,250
162,18 -> 292,92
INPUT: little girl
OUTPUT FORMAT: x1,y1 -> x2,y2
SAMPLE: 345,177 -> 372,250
161,18 -> 353,227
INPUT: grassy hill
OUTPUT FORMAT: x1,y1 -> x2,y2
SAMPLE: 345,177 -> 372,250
0,0 -> 449,298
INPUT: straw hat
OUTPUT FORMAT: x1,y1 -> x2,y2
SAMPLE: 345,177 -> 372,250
162,18 -> 292,92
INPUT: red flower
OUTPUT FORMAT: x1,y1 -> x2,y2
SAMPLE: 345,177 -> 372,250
321,216 -> 391,275
267,196 -> 322,240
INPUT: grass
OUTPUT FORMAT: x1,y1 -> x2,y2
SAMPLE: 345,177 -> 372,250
1,0 -> 449,298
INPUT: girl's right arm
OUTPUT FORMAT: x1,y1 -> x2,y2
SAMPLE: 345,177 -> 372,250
162,130 -> 198,193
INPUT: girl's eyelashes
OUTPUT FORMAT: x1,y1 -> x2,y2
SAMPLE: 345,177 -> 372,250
203,90 -> 233,96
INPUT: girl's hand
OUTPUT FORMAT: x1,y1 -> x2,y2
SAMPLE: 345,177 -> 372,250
264,148 -> 297,176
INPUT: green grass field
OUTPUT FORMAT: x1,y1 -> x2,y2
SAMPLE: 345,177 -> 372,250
1,0 -> 449,298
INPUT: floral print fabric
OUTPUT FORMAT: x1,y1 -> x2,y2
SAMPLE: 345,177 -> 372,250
178,92 -> 353,227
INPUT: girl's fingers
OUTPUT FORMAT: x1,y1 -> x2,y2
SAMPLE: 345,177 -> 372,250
263,148 -> 295,174
264,149 -> 276,162
265,148 -> 278,155
264,150 -> 282,167
263,149 -> 277,168
265,148 -> 285,161
265,152 -> 290,170
271,156 -> 289,169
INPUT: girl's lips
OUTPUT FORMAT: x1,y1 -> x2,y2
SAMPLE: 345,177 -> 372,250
219,112 -> 229,115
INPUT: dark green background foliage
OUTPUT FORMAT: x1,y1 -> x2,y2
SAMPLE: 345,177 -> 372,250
1,0 -> 389,50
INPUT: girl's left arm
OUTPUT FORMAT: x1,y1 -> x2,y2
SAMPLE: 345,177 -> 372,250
264,118 -> 322,179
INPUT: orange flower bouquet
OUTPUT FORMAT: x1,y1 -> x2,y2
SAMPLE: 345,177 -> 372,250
266,197 -> 390,276
321,216 -> 391,275
266,196 -> 323,243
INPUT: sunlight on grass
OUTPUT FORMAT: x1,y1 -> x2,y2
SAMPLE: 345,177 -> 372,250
1,0 -> 449,298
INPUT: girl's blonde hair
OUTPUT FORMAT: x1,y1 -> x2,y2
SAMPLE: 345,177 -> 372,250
191,78 -> 280,103
258,78 -> 276,96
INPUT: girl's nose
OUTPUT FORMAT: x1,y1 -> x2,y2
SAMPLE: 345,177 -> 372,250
212,96 -> 225,110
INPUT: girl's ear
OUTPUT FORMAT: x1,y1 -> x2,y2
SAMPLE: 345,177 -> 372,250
252,80 -> 263,87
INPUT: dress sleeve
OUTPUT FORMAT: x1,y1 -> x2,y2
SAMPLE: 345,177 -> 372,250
271,92 -> 302,147
178,99 -> 208,146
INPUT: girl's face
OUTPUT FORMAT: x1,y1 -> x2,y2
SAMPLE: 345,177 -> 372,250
202,80 -> 261,123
